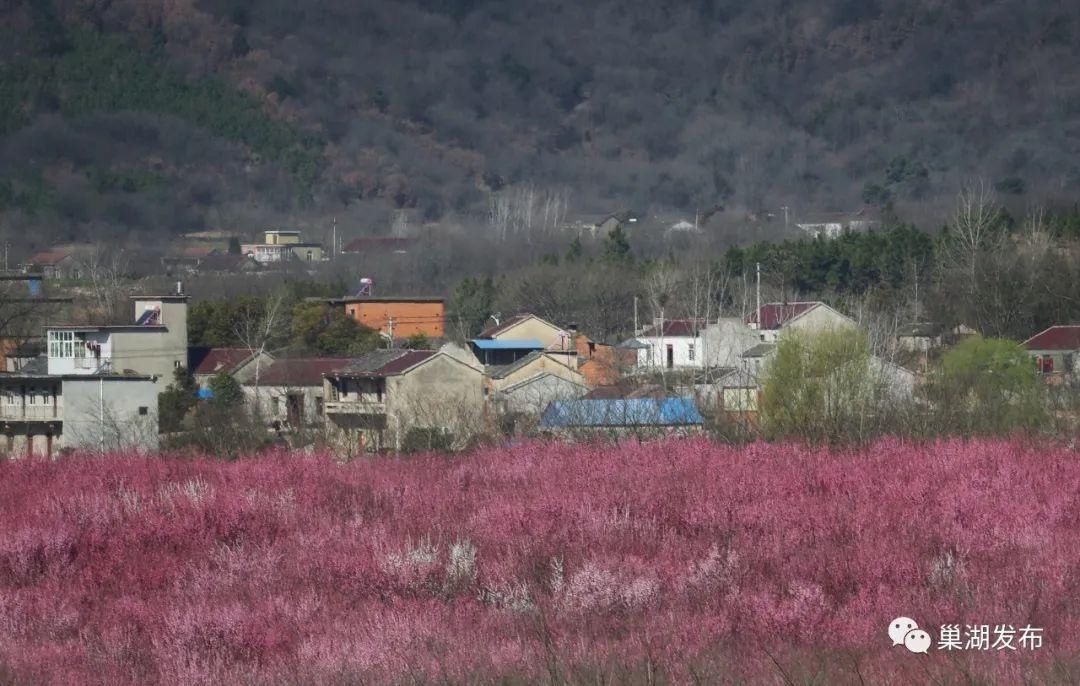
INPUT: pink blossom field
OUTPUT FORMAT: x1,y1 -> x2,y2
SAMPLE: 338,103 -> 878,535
1,439 -> 1079,685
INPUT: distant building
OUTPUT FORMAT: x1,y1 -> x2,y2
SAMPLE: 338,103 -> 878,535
630,318 -> 706,370
332,296 -> 446,340
242,230 -> 324,263
1024,325 -> 1080,379
471,314 -> 576,367
897,322 -> 943,353
795,210 -> 880,239
340,237 -> 418,255
21,249 -> 80,280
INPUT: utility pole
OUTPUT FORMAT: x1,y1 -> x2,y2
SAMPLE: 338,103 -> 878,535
633,296 -> 639,335
755,262 -> 761,329
387,316 -> 395,349
781,206 -> 790,230
98,375 -> 104,454
331,217 -> 337,261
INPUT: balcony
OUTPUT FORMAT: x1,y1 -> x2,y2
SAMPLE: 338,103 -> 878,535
324,400 -> 386,415
0,404 -> 62,420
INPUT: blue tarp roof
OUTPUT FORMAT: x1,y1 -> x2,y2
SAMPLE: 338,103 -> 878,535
196,387 -> 214,399
470,338 -> 545,350
540,397 -> 704,428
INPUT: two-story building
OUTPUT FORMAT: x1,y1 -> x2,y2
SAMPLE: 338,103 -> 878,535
46,294 -> 188,383
332,296 -> 446,340
324,350 -> 484,454
242,230 -> 324,263
470,314 -> 576,367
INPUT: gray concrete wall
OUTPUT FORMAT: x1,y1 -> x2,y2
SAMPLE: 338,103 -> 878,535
62,377 -> 159,452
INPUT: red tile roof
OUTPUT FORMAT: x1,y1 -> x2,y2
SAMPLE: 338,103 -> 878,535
640,319 -> 705,337
27,249 -> 72,266
248,358 -> 352,386
334,350 -> 440,377
188,347 -> 256,376
1024,325 -> 1080,351
746,302 -> 821,330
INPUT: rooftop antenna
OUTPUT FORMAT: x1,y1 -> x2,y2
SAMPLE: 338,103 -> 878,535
489,313 -> 501,326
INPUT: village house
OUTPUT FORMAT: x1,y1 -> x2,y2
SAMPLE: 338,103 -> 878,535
46,292 -> 188,386
485,351 -> 588,424
21,248 -> 81,280
324,350 -> 484,454
188,347 -> 275,388
630,318 -> 705,370
1023,325 -> 1080,381
0,366 -> 158,457
242,230 -> 324,263
897,322 -> 943,353
574,332 -> 633,386
332,296 -> 446,340
340,237 -> 418,255
242,357 -> 351,430
746,301 -> 856,343
470,314 -> 576,367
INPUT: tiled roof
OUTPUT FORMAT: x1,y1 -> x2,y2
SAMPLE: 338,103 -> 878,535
341,237 -> 418,253
478,314 -> 536,339
188,347 -> 256,376
247,357 -> 352,386
26,249 -> 72,266
1024,325 -> 1080,351
741,343 -> 777,359
746,302 -> 821,330
333,350 -> 439,377
639,319 -> 705,337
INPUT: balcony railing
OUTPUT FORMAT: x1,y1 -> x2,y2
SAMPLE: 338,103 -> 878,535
0,404 -> 61,420
324,400 -> 387,415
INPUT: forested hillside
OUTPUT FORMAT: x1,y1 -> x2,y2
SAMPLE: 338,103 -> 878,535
2,0 -> 1080,245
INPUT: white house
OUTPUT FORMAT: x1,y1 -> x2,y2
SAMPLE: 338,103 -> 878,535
632,319 -> 705,370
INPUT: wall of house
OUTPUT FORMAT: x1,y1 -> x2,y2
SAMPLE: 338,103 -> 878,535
489,354 -> 584,391
784,306 -> 855,337
288,245 -> 324,262
497,374 -> 587,416
1030,349 -> 1080,376
243,384 -> 325,427
62,378 -> 159,452
343,300 -> 445,338
110,297 -> 187,383
494,318 -> 569,350
703,319 -> 760,368
637,335 -> 703,369
387,355 -> 484,449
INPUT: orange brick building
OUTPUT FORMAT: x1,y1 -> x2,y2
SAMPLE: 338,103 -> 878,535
335,297 -> 445,339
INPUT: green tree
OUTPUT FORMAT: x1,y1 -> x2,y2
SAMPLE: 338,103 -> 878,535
603,224 -> 632,262
450,276 -> 496,340
158,366 -> 197,432
227,236 -> 242,254
208,372 -> 244,406
404,332 -> 431,349
928,336 -> 1046,436
761,327 -> 896,445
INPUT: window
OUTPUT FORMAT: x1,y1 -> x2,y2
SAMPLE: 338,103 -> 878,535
49,331 -> 74,358
315,397 -> 323,415
28,388 -> 36,405
272,396 -> 280,416
174,360 -> 182,369
138,406 -> 148,416
688,343 -> 696,362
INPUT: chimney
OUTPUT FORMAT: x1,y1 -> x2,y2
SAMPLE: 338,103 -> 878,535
176,281 -> 183,295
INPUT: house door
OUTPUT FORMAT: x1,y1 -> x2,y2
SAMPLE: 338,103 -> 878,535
286,394 -> 304,426
666,344 -> 674,369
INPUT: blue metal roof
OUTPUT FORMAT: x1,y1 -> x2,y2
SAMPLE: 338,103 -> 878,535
470,338 -> 545,350
540,397 -> 704,428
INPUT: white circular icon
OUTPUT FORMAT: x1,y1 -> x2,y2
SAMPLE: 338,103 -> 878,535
904,629 -> 932,654
889,617 -> 918,646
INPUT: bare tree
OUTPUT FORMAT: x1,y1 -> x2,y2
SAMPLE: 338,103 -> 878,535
233,288 -> 289,410
78,244 -> 130,323
948,180 -> 1001,287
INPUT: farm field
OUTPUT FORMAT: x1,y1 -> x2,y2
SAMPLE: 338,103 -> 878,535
1,439 -> 1078,684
